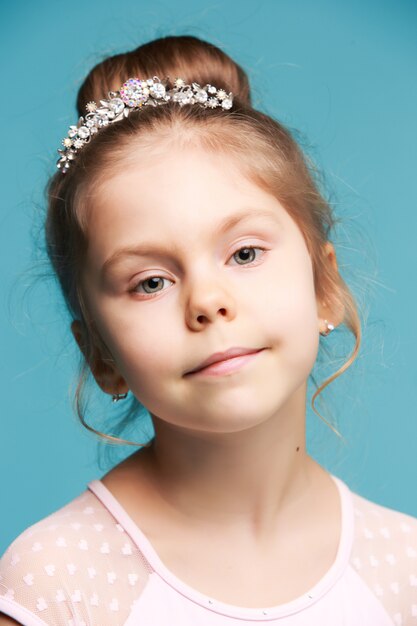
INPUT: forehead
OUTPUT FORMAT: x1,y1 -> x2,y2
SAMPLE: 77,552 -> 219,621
91,146 -> 284,228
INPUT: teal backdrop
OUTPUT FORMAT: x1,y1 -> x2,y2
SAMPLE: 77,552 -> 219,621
1,0 -> 416,553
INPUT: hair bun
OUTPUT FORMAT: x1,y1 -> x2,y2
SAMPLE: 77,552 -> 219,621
76,35 -> 251,116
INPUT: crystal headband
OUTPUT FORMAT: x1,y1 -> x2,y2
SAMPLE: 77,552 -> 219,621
57,76 -> 234,173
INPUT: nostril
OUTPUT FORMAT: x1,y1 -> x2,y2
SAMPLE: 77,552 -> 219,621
195,307 -> 229,324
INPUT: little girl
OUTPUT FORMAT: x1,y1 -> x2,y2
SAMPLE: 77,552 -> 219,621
1,35 -> 416,626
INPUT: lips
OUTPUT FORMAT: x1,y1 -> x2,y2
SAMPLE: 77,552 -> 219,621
185,347 -> 264,375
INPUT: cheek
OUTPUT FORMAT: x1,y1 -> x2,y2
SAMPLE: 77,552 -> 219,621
260,253 -> 320,362
100,305 -> 181,380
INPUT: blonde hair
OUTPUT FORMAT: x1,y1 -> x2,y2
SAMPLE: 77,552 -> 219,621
45,35 -> 361,447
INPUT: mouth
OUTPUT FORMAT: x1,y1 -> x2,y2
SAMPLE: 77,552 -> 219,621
185,347 -> 266,377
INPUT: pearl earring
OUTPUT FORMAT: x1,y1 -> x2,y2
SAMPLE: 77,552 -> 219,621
320,320 -> 335,337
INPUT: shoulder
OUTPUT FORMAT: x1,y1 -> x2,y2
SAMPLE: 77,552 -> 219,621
0,487 -> 149,625
347,486 -> 417,623
350,488 -> 417,548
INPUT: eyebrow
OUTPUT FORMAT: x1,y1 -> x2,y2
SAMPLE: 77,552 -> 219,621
101,208 -> 280,276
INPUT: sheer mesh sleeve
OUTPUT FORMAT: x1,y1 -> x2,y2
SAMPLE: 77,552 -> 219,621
0,490 -> 151,626
349,492 -> 417,625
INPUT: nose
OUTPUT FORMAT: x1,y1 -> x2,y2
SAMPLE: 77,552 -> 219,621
184,273 -> 237,331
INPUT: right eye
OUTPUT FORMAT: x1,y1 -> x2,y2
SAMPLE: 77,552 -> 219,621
131,276 -> 174,296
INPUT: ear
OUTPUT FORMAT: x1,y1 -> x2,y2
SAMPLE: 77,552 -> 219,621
71,320 -> 129,397
316,242 -> 345,335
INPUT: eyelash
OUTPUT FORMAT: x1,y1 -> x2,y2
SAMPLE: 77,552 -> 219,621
130,245 -> 267,298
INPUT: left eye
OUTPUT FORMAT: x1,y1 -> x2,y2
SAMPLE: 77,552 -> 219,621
231,246 -> 265,265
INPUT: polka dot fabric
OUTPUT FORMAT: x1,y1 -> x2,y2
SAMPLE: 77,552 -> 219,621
0,475 -> 416,625
350,491 -> 417,625
0,491 -> 150,625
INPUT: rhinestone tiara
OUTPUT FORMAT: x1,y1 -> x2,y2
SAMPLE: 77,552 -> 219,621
57,76 -> 234,173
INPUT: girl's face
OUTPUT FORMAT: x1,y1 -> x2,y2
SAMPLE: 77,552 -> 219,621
80,145 -> 323,434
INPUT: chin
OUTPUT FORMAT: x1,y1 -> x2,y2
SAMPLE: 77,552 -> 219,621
180,403 -> 282,436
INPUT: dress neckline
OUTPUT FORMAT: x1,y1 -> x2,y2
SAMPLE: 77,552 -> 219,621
87,473 -> 355,621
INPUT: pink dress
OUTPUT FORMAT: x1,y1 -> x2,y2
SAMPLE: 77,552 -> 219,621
1,474 -> 416,625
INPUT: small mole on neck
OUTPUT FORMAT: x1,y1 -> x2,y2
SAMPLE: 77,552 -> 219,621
296,446 -> 300,452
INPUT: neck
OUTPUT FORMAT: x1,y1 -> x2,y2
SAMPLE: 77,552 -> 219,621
145,384 -> 320,534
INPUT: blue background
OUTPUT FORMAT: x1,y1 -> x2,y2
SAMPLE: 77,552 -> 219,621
1,0 -> 416,553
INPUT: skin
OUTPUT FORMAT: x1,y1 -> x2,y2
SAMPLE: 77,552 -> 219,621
71,144 -> 346,606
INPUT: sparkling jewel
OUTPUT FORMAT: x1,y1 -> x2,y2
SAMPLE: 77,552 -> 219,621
96,116 -> 109,128
62,138 -> 72,147
221,97 -> 233,110
217,89 -> 227,100
77,126 -> 90,139
194,88 -> 208,104
108,98 -> 125,115
120,78 -> 148,107
68,126 -> 78,138
86,102 -> 97,113
173,89 -> 193,105
150,82 -> 166,99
